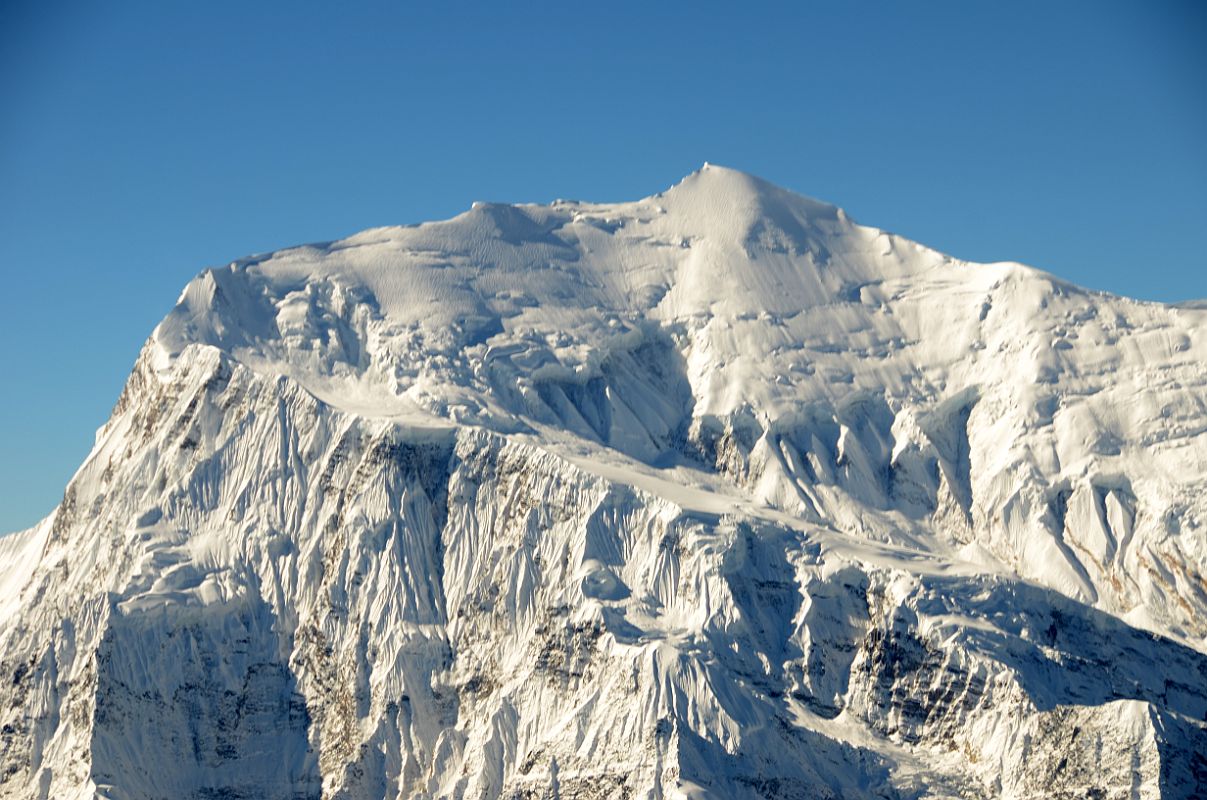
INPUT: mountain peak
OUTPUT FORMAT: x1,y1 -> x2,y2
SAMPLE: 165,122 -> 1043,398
148,167 -> 991,433
152,168 -> 950,425
658,163 -> 843,229
6,168 -> 1207,798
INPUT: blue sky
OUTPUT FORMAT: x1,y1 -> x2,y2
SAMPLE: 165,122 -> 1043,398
1,1 -> 1204,532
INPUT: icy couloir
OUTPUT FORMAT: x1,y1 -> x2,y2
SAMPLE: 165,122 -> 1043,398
1,165 -> 1206,798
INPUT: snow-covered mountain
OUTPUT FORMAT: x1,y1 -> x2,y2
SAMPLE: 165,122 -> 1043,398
1,164 -> 1205,799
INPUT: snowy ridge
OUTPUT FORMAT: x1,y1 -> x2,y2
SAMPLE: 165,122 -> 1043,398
1,165 -> 1206,798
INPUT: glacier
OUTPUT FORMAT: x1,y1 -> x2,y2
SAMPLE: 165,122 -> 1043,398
0,164 -> 1205,798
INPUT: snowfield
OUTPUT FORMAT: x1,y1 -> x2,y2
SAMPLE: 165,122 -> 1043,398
1,165 -> 1205,798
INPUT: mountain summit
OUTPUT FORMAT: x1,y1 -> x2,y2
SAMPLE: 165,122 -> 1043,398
2,167 -> 1206,798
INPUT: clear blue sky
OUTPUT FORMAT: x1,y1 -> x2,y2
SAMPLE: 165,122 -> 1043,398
1,1 -> 1204,533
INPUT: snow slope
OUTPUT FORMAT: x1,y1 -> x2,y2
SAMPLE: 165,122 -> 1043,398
1,165 -> 1205,798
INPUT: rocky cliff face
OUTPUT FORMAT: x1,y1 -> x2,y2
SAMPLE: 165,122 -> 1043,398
1,165 -> 1205,798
